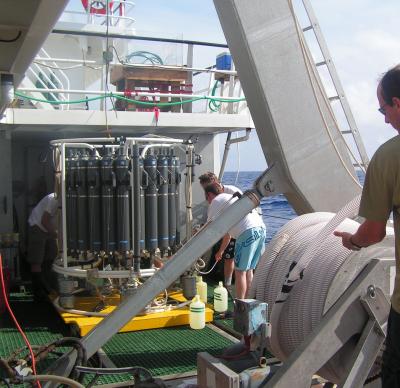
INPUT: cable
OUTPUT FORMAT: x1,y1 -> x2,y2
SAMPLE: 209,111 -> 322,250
0,31 -> 22,43
33,61 -> 102,71
265,214 -> 293,221
104,0 -> 112,135
208,80 -> 221,112
110,45 -> 125,65
125,51 -> 163,65
20,374 -> 84,388
0,254 -> 41,388
53,296 -> 108,317
196,259 -> 218,275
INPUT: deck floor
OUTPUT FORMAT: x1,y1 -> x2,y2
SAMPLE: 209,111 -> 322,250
0,288 -> 238,385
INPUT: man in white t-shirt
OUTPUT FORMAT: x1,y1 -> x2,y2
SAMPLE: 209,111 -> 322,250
199,172 -> 243,286
27,193 -> 59,299
205,183 -> 266,299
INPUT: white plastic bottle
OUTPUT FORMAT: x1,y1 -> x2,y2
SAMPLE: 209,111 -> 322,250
196,276 -> 208,303
189,294 -> 206,329
213,281 -> 228,312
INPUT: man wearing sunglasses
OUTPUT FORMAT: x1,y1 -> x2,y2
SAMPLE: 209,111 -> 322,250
334,64 -> 400,387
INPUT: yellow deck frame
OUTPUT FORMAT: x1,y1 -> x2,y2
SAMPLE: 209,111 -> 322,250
58,291 -> 214,336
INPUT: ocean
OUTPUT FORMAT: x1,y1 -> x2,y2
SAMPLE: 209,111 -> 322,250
222,171 -> 296,243
222,170 -> 365,243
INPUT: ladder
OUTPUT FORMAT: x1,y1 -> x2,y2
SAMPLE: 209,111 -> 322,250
300,0 -> 369,169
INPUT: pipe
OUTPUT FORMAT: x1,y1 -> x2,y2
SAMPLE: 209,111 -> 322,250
219,132 -> 232,181
76,151 -> 89,253
157,150 -> 169,253
34,58 -> 237,76
185,145 -> 194,241
66,151 -> 78,255
61,144 -> 67,266
50,137 -> 183,146
52,263 -> 156,278
52,28 -> 229,48
219,128 -> 251,180
87,150 -> 101,253
144,152 -> 158,253
141,144 -> 173,158
168,150 -> 178,250
119,62 -> 237,76
18,87 -> 244,101
35,57 -> 97,64
100,147 -> 116,254
115,146 -> 131,253
132,144 -> 141,272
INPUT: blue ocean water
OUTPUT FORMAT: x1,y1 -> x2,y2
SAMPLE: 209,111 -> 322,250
222,171 -> 365,243
222,171 -> 296,243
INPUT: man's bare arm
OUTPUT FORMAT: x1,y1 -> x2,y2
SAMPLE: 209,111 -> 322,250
334,219 -> 386,250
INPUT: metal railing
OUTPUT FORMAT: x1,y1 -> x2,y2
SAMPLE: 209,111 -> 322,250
19,31 -> 249,115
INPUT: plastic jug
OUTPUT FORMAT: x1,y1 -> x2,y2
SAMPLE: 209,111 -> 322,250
196,276 -> 208,303
189,294 -> 205,329
214,281 -> 228,312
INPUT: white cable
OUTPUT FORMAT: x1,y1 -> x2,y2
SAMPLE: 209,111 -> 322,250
252,209 -> 395,383
22,375 -> 84,388
53,296 -> 108,317
196,260 -> 219,275
33,61 -> 102,71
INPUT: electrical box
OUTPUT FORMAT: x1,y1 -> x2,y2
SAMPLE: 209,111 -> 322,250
216,52 -> 232,70
233,299 -> 268,336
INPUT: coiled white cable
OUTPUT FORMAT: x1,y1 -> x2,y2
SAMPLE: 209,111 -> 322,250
252,200 -> 395,383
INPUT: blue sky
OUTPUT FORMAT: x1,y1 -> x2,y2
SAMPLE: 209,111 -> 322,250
68,0 -> 400,171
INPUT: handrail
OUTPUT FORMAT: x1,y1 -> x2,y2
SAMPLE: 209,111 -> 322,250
38,48 -> 70,107
62,0 -> 136,28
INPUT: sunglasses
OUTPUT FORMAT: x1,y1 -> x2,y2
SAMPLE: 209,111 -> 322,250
378,102 -> 389,115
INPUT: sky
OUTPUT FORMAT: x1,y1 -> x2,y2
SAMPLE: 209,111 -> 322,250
67,0 -> 400,171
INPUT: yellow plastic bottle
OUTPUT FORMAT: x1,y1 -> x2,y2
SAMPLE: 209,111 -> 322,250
196,276 -> 208,303
189,294 -> 205,329
213,281 -> 228,312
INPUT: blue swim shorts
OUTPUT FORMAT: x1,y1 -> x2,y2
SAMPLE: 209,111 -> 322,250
234,227 -> 266,271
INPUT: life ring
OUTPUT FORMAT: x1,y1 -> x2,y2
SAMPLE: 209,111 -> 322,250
81,0 -> 114,15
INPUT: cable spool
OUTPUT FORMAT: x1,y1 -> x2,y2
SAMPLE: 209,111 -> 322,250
250,211 -> 395,383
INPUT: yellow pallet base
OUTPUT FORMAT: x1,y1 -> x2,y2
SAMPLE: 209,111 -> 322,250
58,291 -> 214,336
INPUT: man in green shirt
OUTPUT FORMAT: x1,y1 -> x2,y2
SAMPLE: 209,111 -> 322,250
334,64 -> 400,387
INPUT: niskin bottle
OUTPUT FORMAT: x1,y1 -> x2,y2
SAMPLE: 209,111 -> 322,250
214,281 -> 228,312
189,295 -> 205,329
196,276 -> 208,303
